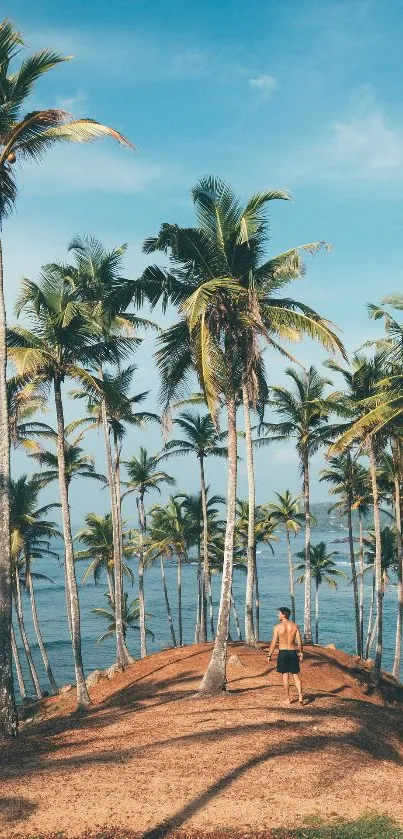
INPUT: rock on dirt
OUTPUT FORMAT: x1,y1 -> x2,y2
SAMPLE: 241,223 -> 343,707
59,684 -> 73,694
227,654 -> 245,668
104,662 -> 124,679
86,669 -> 104,688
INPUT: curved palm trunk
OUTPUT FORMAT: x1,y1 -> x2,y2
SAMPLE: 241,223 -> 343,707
365,570 -> 375,660
160,557 -> 177,647
315,582 -> 319,645
138,493 -> 147,658
54,377 -> 90,708
302,449 -> 312,644
359,511 -> 365,658
101,401 -> 133,668
27,570 -> 58,694
0,239 -> 18,736
208,574 -> 215,638
199,457 -> 209,642
368,438 -> 383,684
178,553 -> 183,646
254,553 -> 260,641
392,454 -> 403,681
14,572 -> 42,699
347,488 -> 361,658
11,623 -> 27,702
242,384 -> 256,645
231,588 -> 242,641
286,530 -> 296,622
64,554 -> 73,638
199,393 -> 237,695
195,537 -> 202,643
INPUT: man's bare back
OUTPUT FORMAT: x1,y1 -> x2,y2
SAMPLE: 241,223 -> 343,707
276,619 -> 301,650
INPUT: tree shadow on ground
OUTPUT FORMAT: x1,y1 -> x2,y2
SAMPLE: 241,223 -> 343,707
0,796 -> 37,824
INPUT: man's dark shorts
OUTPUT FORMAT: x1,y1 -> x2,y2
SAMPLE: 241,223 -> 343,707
277,649 -> 300,674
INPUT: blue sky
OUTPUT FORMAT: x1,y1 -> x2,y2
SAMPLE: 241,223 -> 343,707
5,0 -> 403,522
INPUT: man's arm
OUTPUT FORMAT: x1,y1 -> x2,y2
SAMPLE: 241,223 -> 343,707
267,626 -> 279,661
296,625 -> 303,660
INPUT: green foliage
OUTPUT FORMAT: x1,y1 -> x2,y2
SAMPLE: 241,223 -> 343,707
272,814 -> 403,838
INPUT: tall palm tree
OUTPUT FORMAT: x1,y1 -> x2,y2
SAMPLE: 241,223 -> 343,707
75,513 -> 135,599
329,353 -> 386,684
320,453 -> 366,658
267,491 -> 305,621
258,366 -> 338,644
235,499 -> 279,639
175,489 -> 225,640
148,498 -> 192,646
44,236 -> 153,671
295,542 -> 347,644
10,475 -> 60,695
124,448 -> 175,657
162,411 -> 227,641
0,19 -> 132,735
378,442 -> 403,680
136,176 -> 343,694
31,427 -> 106,488
8,273 -> 119,708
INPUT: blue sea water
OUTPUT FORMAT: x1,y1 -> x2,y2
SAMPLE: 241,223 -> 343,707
13,528 -> 400,698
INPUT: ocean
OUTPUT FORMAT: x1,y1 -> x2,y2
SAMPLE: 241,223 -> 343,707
13,527 -> 400,698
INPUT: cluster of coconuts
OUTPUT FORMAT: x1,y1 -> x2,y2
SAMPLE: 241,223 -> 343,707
7,152 -> 16,163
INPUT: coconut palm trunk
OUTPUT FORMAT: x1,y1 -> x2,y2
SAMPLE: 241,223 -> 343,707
178,553 -> 183,646
137,492 -> 147,658
199,456 -> 209,641
302,449 -> 313,644
101,400 -> 133,668
106,568 -> 115,602
254,553 -> 260,641
199,392 -> 237,695
160,557 -> 177,647
231,589 -> 242,641
347,491 -> 361,658
54,376 -> 90,707
27,568 -> 58,694
359,511 -> 365,657
365,570 -> 375,660
13,570 -> 42,699
0,240 -> 18,735
242,383 -> 256,645
315,581 -> 319,644
195,537 -> 202,643
392,452 -> 403,681
286,530 -> 296,622
368,438 -> 383,684
11,623 -> 27,702
208,574 -> 215,638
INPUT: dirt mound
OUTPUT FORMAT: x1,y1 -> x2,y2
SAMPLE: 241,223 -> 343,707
1,643 -> 403,839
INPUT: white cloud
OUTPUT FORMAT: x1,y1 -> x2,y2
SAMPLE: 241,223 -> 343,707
21,145 -> 171,195
249,75 -> 278,95
55,90 -> 88,113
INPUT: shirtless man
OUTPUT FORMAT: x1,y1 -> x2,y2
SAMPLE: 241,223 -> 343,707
267,606 -> 304,705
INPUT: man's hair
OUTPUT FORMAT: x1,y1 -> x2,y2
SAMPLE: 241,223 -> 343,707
278,606 -> 291,619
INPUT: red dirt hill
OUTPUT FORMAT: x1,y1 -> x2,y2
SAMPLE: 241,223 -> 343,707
1,642 -> 403,839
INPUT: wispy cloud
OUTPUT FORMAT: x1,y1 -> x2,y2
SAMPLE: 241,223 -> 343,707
249,74 -> 277,96
22,145 -> 172,195
276,96 -> 403,184
55,90 -> 88,113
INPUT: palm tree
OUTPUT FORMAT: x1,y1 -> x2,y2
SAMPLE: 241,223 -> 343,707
8,273 -> 118,708
363,525 -> 398,656
92,591 -> 154,647
0,18 -> 132,735
148,498 -> 192,646
162,411 -> 227,641
295,542 -> 347,644
329,353 -> 386,683
75,513 -> 135,599
31,427 -> 106,488
320,453 -> 367,658
53,235 -> 157,670
235,500 -> 279,639
267,491 -> 305,621
137,176 -> 342,694
124,449 -> 175,657
10,475 -> 60,695
175,489 -> 225,640
259,366 -> 338,644
379,443 -> 403,680
7,375 -> 52,452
